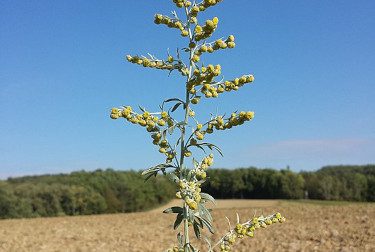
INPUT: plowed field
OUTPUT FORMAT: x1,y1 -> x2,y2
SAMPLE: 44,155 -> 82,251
0,200 -> 374,251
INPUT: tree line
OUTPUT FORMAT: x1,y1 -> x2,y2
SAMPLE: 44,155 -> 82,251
203,165 -> 374,202
0,169 -> 175,219
0,165 -> 373,219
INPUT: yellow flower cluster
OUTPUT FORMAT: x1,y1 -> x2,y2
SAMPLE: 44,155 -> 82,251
176,179 -> 202,210
205,74 -> 254,98
172,0 -> 191,8
186,63 -> 254,98
201,154 -> 214,169
182,0 -> 223,16
195,17 -> 219,41
194,130 -> 205,141
187,64 -> 221,95
154,14 -> 185,32
189,111 -> 254,141
220,213 -> 286,252
213,111 -> 255,131
153,134 -> 177,163
199,0 -> 223,10
111,107 -> 169,132
193,35 -> 235,61
166,246 -> 183,252
193,154 -> 214,179
110,106 -> 135,120
212,35 -> 236,50
110,107 -> 177,161
223,74 -> 254,90
126,55 -> 174,70
190,5 -> 200,18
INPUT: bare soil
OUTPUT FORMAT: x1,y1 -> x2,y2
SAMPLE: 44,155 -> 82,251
0,200 -> 374,252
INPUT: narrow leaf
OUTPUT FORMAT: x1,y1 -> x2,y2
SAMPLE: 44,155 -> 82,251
163,206 -> 183,214
193,222 -> 201,239
167,172 -> 179,183
200,193 -> 216,205
168,125 -> 175,135
171,102 -> 182,112
192,158 -> 199,169
144,172 -> 156,181
196,215 -> 215,234
164,98 -> 184,103
174,214 -> 184,230
177,233 -> 183,246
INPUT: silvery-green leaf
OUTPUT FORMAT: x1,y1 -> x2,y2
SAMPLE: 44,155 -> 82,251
171,102 -> 182,112
144,172 -> 156,181
196,180 -> 206,185
163,206 -> 183,214
192,158 -> 199,169
168,125 -> 175,134
167,172 -> 179,183
177,233 -> 183,247
176,136 -> 182,146
142,163 -> 174,177
138,105 -> 146,112
174,213 -> 184,230
176,121 -> 187,127
200,193 -> 216,205
199,142 -> 223,156
189,209 -> 195,223
194,144 -> 207,154
198,203 -> 212,222
193,222 -> 201,239
164,98 -> 184,104
162,130 -> 167,139
189,244 -> 196,252
181,167 -> 190,177
196,215 -> 214,234
187,170 -> 194,181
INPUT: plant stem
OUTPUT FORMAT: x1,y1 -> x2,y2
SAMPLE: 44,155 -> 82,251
181,6 -> 194,252
183,202 -> 190,251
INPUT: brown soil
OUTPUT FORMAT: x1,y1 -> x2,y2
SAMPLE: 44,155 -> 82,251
0,200 -> 374,252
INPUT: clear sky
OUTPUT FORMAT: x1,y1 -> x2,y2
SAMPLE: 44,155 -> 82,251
1,0 -> 375,178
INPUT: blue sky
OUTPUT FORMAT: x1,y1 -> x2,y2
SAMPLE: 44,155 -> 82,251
1,0 -> 374,178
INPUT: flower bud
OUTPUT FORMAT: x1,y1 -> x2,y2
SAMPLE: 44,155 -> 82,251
195,131 -> 204,140
192,54 -> 200,62
191,97 -> 200,104
184,151 -> 192,157
190,138 -> 197,145
181,30 -> 189,37
159,147 -> 167,153
246,75 -> 255,83
212,17 -> 219,25
205,20 -> 215,30
158,119 -> 166,126
228,35 -> 235,42
176,191 -> 182,199
227,42 -> 235,48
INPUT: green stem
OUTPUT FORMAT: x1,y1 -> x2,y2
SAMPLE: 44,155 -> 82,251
181,6 -> 194,252
183,202 -> 190,251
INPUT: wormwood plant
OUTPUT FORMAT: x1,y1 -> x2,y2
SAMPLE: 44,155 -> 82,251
110,0 -> 285,251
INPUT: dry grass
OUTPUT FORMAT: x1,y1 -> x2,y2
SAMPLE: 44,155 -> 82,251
0,200 -> 374,252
